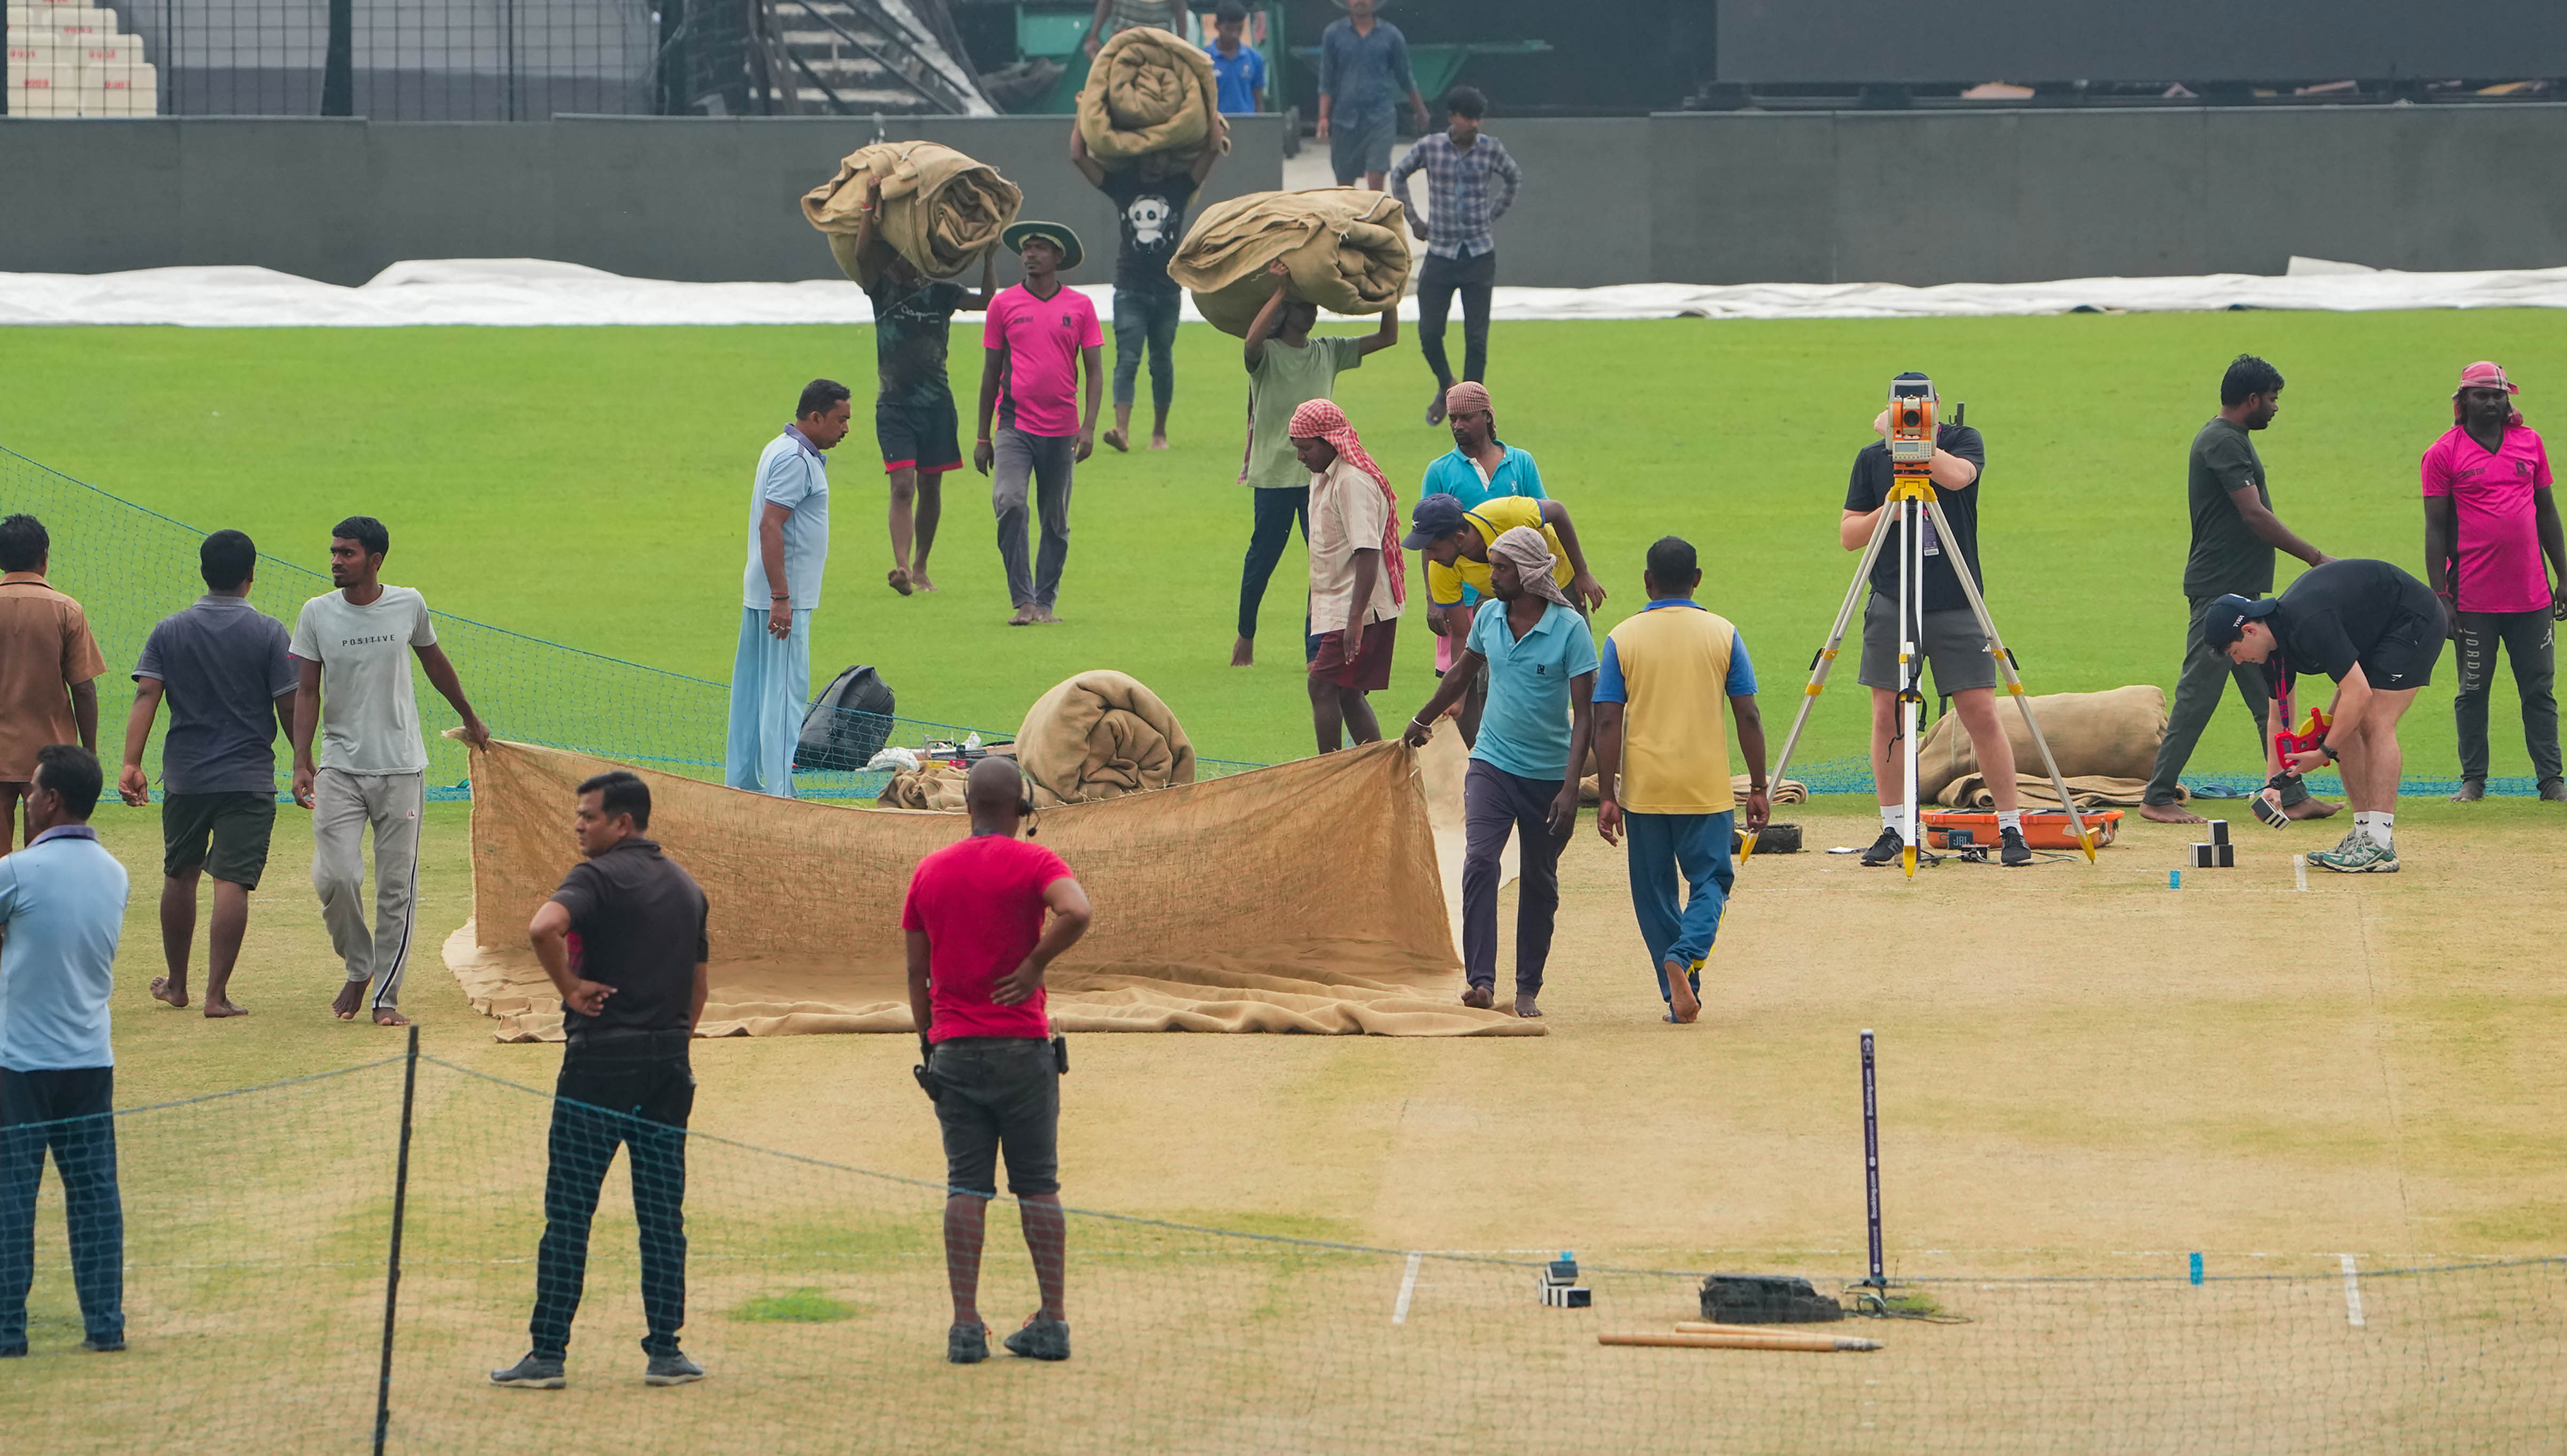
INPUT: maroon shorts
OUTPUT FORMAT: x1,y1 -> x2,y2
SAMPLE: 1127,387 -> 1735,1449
1309,615 -> 1398,692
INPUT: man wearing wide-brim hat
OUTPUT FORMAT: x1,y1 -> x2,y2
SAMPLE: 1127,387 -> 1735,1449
974,224 -> 1102,626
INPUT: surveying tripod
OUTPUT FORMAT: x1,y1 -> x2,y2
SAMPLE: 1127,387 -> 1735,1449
1757,378 -> 2096,878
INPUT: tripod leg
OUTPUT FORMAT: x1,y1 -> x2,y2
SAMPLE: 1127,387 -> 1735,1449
1748,509 -> 1898,865
1924,496 -> 2096,860
1899,498 -> 1922,878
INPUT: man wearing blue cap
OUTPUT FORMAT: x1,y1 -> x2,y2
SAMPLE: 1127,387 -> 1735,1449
2208,558 -> 2445,872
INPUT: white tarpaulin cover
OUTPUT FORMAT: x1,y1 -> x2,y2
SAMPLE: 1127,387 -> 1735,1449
5,257 -> 2566,328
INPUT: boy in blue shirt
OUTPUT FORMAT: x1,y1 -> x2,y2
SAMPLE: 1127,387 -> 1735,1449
1205,2 -> 1265,113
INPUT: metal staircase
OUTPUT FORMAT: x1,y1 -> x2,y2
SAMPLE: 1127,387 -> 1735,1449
758,0 -> 993,114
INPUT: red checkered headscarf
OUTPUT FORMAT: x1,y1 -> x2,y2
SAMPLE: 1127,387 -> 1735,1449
2453,360 -> 2525,427
1289,399 -> 1407,606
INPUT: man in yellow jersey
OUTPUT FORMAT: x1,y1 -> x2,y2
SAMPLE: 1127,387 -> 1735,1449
1591,537 -> 1768,1026
1404,493 -> 1607,742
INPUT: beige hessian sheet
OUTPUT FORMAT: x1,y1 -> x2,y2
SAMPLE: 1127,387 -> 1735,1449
802,140 -> 1023,284
1015,670 -> 1196,807
1168,188 -> 1412,336
444,737 -> 1535,1041
1913,684 -> 2169,803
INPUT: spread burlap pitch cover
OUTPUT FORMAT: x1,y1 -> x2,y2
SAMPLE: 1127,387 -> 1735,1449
445,738 -> 1533,1041
1169,189 -> 1412,336
1074,26 -> 1227,175
803,140 -> 1024,285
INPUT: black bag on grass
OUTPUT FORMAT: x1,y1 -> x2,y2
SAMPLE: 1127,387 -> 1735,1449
1700,1274 -> 1844,1324
796,665 -> 895,772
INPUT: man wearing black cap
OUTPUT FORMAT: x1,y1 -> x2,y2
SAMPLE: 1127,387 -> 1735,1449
2209,559 -> 2446,873
492,770 -> 710,1390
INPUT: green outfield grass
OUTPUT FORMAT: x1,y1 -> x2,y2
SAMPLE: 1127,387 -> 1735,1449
2,311 -> 2562,773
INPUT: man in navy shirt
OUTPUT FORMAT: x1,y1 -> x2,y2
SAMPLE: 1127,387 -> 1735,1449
1316,0 -> 1426,190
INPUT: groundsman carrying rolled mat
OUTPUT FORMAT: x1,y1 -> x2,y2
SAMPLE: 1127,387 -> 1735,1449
1017,670 -> 1198,807
1076,26 -> 1227,175
1169,188 -> 1413,337
801,140 -> 1023,285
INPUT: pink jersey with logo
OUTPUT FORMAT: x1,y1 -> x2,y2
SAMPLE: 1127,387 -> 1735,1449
2422,424 -> 2553,613
983,283 -> 1101,438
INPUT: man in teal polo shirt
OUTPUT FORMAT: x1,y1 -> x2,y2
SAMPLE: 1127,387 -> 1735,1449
1417,381 -> 1550,734
1402,526 -> 1596,1018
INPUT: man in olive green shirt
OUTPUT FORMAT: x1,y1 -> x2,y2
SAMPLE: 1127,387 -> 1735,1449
1231,262 -> 1398,666
2142,354 -> 2337,822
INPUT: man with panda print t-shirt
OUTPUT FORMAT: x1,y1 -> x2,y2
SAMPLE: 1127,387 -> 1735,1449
1069,127 -> 1219,453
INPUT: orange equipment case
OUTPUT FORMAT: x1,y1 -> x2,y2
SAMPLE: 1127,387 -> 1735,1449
1920,810 -> 2120,851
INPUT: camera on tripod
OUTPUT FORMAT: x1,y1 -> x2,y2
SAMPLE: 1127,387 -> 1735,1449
1886,375 -> 1938,466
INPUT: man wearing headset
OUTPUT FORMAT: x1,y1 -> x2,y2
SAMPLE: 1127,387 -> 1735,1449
904,757 -> 1092,1366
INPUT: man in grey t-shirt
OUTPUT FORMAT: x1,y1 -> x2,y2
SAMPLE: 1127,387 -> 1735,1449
2141,355 -> 2338,823
288,516 -> 490,1026
116,530 -> 296,1020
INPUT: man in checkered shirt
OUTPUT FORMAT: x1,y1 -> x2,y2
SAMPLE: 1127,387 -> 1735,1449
1391,85 -> 1523,427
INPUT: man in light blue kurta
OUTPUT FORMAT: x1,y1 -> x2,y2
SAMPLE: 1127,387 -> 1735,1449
726,382 -> 852,797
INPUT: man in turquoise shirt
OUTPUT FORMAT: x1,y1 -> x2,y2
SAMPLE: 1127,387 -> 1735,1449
1402,527 -> 1597,1018
0,744 -> 130,1356
1418,381 -> 1550,730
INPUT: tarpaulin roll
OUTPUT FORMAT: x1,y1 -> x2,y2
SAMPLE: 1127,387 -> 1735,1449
802,140 -> 1023,284
1169,188 -> 1412,336
1075,26 -> 1227,175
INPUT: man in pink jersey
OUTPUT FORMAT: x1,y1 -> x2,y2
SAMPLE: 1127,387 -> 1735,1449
2422,360 -> 2565,800
974,224 -> 1104,627
904,757 -> 1092,1366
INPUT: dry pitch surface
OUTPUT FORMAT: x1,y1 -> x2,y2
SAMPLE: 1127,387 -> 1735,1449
3,795 -> 2560,1452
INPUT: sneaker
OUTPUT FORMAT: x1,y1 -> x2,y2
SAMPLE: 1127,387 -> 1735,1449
2312,838 -> 2399,874
947,1322 -> 990,1365
1999,827 -> 2032,867
1003,1316 -> 1071,1361
2307,828 -> 2364,865
2542,778 -> 2567,803
1859,827 -> 1905,867
644,1351 -> 704,1386
81,1335 -> 125,1353
2450,779 -> 2486,803
489,1352 -> 566,1389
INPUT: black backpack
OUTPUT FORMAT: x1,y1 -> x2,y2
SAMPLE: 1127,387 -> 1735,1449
795,666 -> 896,772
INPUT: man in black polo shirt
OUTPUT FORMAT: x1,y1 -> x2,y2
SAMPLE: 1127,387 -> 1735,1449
1839,374 -> 2031,867
2208,559 -> 2446,873
492,770 -> 710,1390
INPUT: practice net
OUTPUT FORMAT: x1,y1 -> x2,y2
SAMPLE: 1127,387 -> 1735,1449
0,1056 -> 2558,1454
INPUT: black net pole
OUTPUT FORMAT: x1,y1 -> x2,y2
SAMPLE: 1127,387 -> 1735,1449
322,0 -> 354,115
372,1024 -> 421,1456
1861,1028 -> 1884,1290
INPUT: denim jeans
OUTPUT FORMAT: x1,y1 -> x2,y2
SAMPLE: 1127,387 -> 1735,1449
1237,486 -> 1314,651
1417,248 -> 1496,389
1111,286 -> 1181,411
528,1035 -> 695,1360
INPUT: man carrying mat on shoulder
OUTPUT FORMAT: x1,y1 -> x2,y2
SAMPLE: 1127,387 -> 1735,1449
1401,526 -> 1596,1019
2209,558 -> 2446,873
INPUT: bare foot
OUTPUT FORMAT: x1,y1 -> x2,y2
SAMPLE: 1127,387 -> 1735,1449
150,976 -> 189,1010
373,1008 -> 412,1027
203,997 -> 248,1019
2138,802 -> 2206,825
887,567 -> 913,597
1460,984 -> 1494,1010
332,981 -> 364,1021
1425,391 -> 1448,426
1009,605 -> 1037,627
1102,427 -> 1129,453
1230,635 -> 1254,667
1665,959 -> 1701,1023
1036,606 -> 1064,624
910,571 -> 937,593
2285,797 -> 2341,821
1148,435 -> 1170,451
1513,993 -> 1542,1018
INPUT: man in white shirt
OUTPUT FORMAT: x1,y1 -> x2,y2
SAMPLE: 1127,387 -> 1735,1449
728,381 -> 851,797
1289,399 -> 1405,752
289,516 -> 491,1026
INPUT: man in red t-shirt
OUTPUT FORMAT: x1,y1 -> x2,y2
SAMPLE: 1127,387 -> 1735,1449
974,224 -> 1104,627
2422,360 -> 2565,800
903,756 -> 1092,1366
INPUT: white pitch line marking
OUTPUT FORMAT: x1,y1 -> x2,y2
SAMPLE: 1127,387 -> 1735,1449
2340,1254 -> 2365,1328
2295,857 -> 2309,892
1392,1251 -> 1422,1324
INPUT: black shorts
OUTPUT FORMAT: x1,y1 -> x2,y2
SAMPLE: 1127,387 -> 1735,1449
929,1036 -> 1059,1197
876,396 -> 963,476
2360,605 -> 2446,692
162,790 -> 277,888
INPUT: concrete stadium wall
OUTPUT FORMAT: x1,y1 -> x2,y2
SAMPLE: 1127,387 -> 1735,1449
0,114 -> 1288,287
6,105 -> 2567,288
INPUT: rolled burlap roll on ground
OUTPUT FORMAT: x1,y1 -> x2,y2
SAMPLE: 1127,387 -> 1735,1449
802,140 -> 1023,286
1169,188 -> 1413,337
1075,26 -> 1227,178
